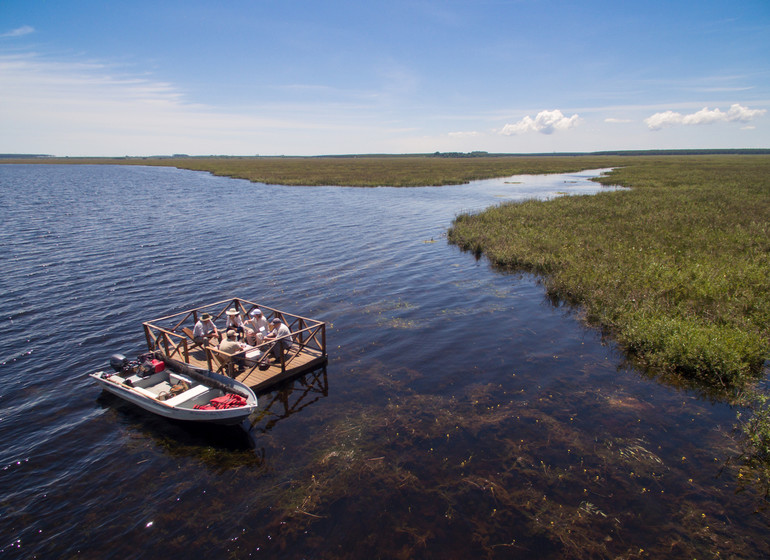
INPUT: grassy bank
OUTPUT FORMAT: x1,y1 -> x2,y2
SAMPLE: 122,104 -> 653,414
3,154 -> 637,187
448,155 -> 770,387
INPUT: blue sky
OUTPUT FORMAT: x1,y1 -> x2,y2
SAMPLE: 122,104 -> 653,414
1,0 -> 768,156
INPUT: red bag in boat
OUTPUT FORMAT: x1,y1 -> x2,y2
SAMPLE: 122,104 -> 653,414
209,393 -> 247,409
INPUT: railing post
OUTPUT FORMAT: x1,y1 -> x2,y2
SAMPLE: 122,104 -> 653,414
143,324 -> 153,352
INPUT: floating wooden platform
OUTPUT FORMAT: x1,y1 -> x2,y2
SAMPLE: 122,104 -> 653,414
142,297 -> 327,393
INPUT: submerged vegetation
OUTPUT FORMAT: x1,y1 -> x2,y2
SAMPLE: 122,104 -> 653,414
233,368 -> 769,559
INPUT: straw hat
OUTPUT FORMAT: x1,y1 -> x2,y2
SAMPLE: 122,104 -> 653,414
200,312 -> 212,321
226,308 -> 239,316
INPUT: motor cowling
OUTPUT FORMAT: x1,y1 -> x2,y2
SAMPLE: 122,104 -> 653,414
109,354 -> 129,372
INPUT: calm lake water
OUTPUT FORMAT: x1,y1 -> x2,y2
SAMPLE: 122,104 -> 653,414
0,164 -> 767,559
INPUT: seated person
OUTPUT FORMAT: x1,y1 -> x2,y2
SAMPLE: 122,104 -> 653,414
245,308 -> 269,345
225,308 -> 246,340
218,329 -> 246,370
264,317 -> 293,362
192,312 -> 218,345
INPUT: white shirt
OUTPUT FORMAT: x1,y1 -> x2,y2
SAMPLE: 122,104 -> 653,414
225,314 -> 245,329
246,315 -> 269,335
193,319 -> 216,338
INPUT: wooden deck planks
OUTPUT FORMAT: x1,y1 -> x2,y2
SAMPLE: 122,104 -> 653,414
184,346 -> 326,392
237,347 -> 326,392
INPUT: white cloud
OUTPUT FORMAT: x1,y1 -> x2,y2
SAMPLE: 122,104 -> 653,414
645,103 -> 766,130
727,103 -> 766,122
644,110 -> 682,130
499,109 -> 579,135
605,117 -> 632,123
1,26 -> 34,38
0,51 -> 431,156
682,107 -> 728,125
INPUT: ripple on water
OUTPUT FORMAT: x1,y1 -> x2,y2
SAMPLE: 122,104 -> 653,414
0,164 -> 766,559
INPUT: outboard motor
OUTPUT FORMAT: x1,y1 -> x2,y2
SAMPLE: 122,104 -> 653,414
110,354 -> 129,373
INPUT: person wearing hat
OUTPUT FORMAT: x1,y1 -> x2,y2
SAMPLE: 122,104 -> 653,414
263,317 -> 293,362
224,308 -> 245,341
192,312 -> 219,346
218,329 -> 246,372
244,308 -> 269,346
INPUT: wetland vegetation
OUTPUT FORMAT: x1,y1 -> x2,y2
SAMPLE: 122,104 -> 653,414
450,155 -> 769,386
3,154 -> 639,187
447,155 -> 770,480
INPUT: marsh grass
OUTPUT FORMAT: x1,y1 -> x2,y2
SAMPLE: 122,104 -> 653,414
449,155 -> 770,387
3,155 -> 636,187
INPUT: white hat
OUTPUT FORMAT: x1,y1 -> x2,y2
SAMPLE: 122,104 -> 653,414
226,308 -> 239,316
250,309 -> 262,316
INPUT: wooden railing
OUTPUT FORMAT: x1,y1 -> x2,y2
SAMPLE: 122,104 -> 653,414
141,297 -> 327,378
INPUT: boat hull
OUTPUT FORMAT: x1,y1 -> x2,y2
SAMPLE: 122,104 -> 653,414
90,363 -> 258,426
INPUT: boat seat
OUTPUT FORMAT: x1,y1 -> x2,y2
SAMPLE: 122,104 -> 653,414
132,386 -> 160,400
169,373 -> 194,386
163,384 -> 210,407
148,381 -> 172,395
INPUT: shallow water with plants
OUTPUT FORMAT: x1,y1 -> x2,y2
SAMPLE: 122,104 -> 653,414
0,164 -> 767,558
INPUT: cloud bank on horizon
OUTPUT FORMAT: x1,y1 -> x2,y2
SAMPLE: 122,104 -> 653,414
645,104 -> 766,131
0,1 -> 768,156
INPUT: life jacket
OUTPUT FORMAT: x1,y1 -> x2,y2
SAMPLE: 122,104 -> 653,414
193,393 -> 247,410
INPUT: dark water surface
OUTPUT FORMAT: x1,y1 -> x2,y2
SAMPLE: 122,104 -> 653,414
0,165 -> 767,559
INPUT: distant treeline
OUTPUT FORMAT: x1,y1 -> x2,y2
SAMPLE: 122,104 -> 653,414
1,149 -> 768,160
589,148 -> 770,156
307,149 -> 770,158
429,149 -> 770,158
0,153 -> 54,159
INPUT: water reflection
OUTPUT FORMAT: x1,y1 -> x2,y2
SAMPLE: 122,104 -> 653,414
94,366 -> 331,465
96,392 -> 263,469
249,366 -> 329,433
